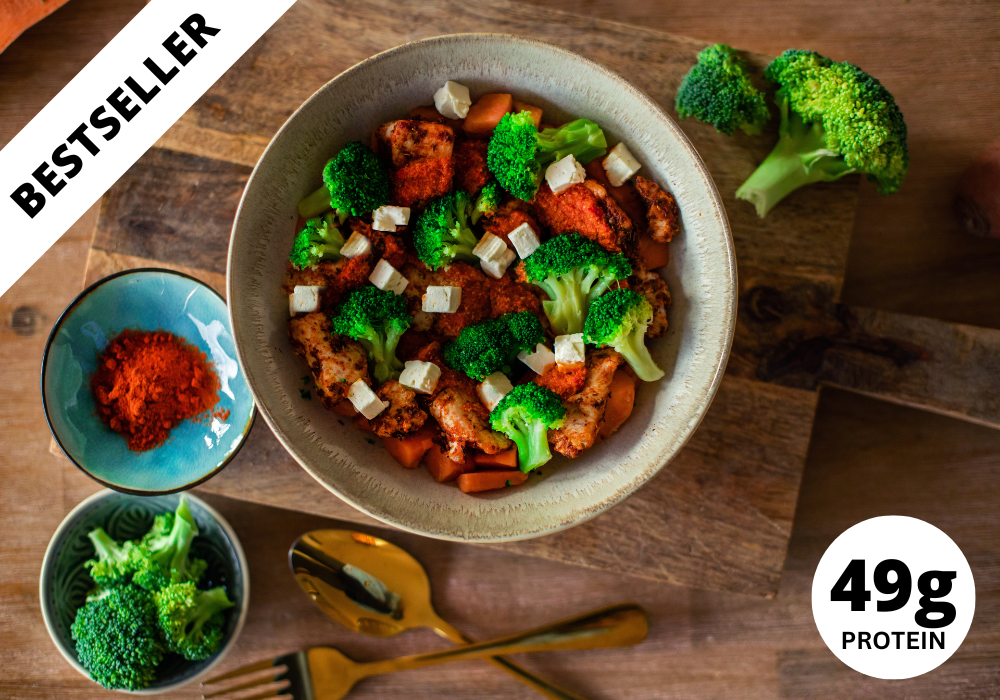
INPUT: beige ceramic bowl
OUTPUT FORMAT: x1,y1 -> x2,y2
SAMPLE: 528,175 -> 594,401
228,34 -> 736,542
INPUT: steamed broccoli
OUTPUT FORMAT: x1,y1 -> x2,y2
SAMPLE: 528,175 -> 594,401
521,233 -> 632,336
288,214 -> 345,270
487,111 -> 608,201
736,49 -> 909,217
413,190 -> 479,271
583,289 -> 664,382
298,141 -> 390,218
489,383 -> 566,473
154,582 -> 234,661
71,584 -> 165,690
332,285 -> 412,383
471,180 -> 502,223
675,44 -> 770,136
84,528 -> 148,588
444,312 -> 545,381
132,496 -> 207,592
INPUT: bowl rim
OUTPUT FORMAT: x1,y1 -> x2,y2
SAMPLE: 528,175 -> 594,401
38,489 -> 251,693
40,267 -> 257,496
227,32 -> 738,541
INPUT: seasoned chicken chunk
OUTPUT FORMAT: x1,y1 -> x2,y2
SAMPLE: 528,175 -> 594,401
532,180 -> 636,259
289,313 -> 370,409
452,139 -> 490,196
630,270 -> 671,338
634,175 -> 680,243
550,348 -> 624,458
430,385 -> 511,461
375,119 -> 455,207
370,380 -> 428,439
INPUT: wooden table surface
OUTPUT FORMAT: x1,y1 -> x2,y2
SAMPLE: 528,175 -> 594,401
1,1 -> 998,698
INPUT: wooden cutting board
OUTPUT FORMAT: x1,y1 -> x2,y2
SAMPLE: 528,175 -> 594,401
66,0 -> 1000,598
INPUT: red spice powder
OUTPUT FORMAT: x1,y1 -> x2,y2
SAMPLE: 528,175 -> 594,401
90,329 -> 221,452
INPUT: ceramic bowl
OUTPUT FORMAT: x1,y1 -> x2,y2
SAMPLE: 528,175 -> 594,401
39,490 -> 249,693
42,268 -> 255,494
228,34 -> 736,541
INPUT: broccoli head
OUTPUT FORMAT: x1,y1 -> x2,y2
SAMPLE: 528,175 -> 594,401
288,214 -> 345,270
444,312 -> 545,381
413,190 -> 480,271
487,111 -> 607,201
332,285 -> 412,383
132,496 -> 207,592
471,180 -> 502,224
154,582 -> 234,661
522,233 -> 632,336
489,383 -> 566,473
736,49 -> 909,217
583,289 -> 664,382
298,141 -> 390,218
84,528 -> 148,588
675,44 -> 770,136
71,584 -> 165,690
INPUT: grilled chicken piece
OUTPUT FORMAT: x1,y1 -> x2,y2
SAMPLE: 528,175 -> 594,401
634,175 -> 681,243
483,198 -> 541,247
532,181 -> 636,260
375,119 -> 455,207
630,270 -> 671,338
550,348 -> 624,458
399,255 -> 445,332
430,385 -> 512,461
370,380 -> 428,439
452,139 -> 490,196
289,313 -> 370,410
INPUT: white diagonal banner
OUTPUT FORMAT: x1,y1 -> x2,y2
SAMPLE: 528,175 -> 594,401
0,0 -> 298,298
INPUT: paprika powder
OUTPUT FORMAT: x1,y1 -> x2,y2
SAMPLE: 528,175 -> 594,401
91,329 -> 221,452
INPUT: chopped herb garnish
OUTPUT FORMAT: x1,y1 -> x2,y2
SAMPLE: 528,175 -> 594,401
365,438 -> 375,445
302,375 -> 311,385
299,389 -> 311,399
505,480 -> 513,487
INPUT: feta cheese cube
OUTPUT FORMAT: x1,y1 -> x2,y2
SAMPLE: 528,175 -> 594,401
545,154 -> 586,195
517,343 -> 556,375
472,232 -> 508,263
288,285 -> 324,316
602,142 -> 642,187
507,222 -> 540,259
341,231 -> 371,258
433,80 -> 472,119
368,259 -> 408,295
347,380 -> 386,419
554,333 -> 586,365
399,360 -> 441,395
477,371 -> 513,412
423,285 -> 462,313
372,205 -> 410,232
480,248 -> 516,279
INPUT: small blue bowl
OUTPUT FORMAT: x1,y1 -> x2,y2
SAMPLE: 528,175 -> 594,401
40,490 -> 250,693
41,269 -> 256,494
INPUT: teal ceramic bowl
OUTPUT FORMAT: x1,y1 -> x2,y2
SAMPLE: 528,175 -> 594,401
41,269 -> 255,494
39,490 -> 250,693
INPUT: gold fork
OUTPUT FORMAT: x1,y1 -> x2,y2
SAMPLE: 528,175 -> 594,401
202,603 -> 647,700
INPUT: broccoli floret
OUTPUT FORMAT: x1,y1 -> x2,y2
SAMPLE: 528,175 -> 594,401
71,584 -> 165,690
489,383 -> 566,473
521,233 -> 632,336
471,181 -> 502,224
444,312 -> 545,381
154,582 -> 234,661
413,190 -> 480,271
675,44 -> 770,136
132,496 -> 207,592
487,111 -> 608,201
736,49 -> 909,217
288,214 -> 345,270
298,141 -> 390,218
332,286 -> 412,383
84,528 -> 148,588
583,289 -> 664,382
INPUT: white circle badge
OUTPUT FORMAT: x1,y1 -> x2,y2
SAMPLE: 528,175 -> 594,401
812,516 -> 975,679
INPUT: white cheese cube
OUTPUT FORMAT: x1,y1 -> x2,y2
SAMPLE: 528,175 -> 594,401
507,222 -> 540,259
545,154 -> 586,195
554,333 -> 586,365
347,380 -> 386,419
399,360 -> 441,395
368,259 -> 408,295
477,371 -> 514,412
517,343 -> 556,375
480,248 -> 516,279
602,142 -> 642,187
372,205 -> 410,232
433,80 -> 472,119
340,231 -> 371,258
423,285 -> 462,313
288,285 -> 324,316
472,232 -> 508,263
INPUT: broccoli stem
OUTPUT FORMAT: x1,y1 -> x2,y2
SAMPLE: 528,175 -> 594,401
506,413 -> 554,473
539,272 -> 587,336
618,324 -> 665,382
186,587 -> 234,635
88,528 -> 124,562
536,119 -> 608,165
299,185 -> 332,219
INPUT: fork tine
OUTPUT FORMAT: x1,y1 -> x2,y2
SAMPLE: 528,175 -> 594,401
202,674 -> 288,699
202,658 -> 280,685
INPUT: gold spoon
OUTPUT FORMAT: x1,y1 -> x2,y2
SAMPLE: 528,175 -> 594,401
289,529 -> 608,700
